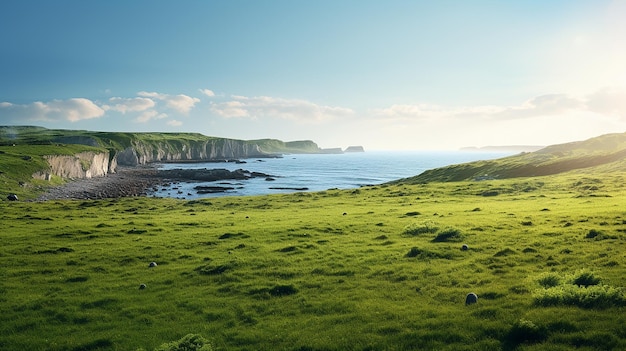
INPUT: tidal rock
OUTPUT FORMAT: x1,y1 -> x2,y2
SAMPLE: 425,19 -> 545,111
149,262 -> 158,268
7,194 -> 18,201
194,185 -> 235,194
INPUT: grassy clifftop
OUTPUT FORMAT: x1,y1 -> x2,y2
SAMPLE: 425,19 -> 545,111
394,132 -> 626,184
0,126 -> 321,154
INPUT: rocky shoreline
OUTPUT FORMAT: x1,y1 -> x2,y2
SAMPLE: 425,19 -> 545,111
33,166 -> 275,201
34,166 -> 165,201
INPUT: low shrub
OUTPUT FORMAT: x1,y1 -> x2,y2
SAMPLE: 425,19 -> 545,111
504,319 -> 548,348
532,270 -> 625,308
533,284 -> 626,309
536,272 -> 562,288
249,284 -> 298,298
402,221 -> 439,236
432,227 -> 463,242
570,269 -> 601,287
585,229 -> 602,239
154,334 -> 213,351
405,247 -> 452,259
195,264 -> 233,275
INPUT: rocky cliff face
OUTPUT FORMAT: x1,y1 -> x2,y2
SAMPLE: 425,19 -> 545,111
114,139 -> 270,166
32,138 -> 273,180
33,151 -> 112,180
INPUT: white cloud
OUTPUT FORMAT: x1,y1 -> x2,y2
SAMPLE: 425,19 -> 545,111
137,91 -> 200,114
0,98 -> 105,123
136,110 -> 167,123
372,103 -> 505,122
167,119 -> 183,126
371,89 -> 624,123
137,91 -> 166,99
165,94 -> 200,114
211,101 -> 249,118
493,94 -> 584,120
359,88 -> 626,149
210,95 -> 354,122
199,89 -> 215,97
585,87 -> 626,117
102,97 -> 155,113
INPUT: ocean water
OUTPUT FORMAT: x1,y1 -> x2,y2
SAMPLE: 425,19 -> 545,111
150,150 -> 513,199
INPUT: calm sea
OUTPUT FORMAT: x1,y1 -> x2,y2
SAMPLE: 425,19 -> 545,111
150,151 -> 513,199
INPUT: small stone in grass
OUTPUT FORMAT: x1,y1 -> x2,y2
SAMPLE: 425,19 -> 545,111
465,292 -> 478,305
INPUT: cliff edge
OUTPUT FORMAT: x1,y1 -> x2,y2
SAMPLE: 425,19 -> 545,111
0,126 -> 334,187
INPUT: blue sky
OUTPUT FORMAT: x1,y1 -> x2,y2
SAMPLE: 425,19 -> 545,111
1,0 -> 625,150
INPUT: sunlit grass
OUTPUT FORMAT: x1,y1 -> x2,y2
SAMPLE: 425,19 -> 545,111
1,172 -> 626,350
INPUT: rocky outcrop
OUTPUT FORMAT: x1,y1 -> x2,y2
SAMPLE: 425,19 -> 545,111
33,151 -> 112,180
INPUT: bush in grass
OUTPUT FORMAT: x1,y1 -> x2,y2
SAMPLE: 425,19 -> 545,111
569,269 -> 601,287
536,272 -> 562,288
402,221 -> 439,236
405,247 -> 452,259
532,270 -> 626,308
585,229 -> 602,239
432,227 -> 463,242
533,284 -> 626,309
154,334 -> 213,351
504,319 -> 548,348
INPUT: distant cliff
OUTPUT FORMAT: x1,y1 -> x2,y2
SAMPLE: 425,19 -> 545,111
0,126 -> 336,181
113,138 -> 271,166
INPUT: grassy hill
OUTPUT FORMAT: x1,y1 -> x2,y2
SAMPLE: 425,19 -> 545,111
394,132 -> 626,184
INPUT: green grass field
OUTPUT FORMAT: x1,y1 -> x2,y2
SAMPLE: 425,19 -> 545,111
1,170 -> 625,350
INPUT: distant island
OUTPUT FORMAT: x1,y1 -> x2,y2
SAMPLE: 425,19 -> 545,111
344,146 -> 365,152
318,146 -> 365,154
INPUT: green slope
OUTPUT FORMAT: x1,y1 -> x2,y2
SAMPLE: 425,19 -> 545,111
394,132 -> 626,184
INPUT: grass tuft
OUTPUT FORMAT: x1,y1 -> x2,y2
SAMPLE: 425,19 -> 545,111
432,227 -> 463,242
402,221 -> 439,236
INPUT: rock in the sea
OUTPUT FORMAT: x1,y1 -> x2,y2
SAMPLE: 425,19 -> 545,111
465,292 -> 478,305
461,244 -> 469,251
7,194 -> 18,201
344,146 -> 365,152
268,187 -> 309,191
139,283 -> 147,290
194,185 -> 235,194
149,262 -> 158,268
